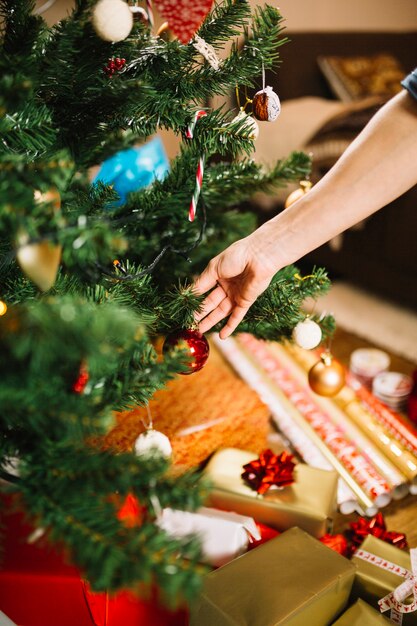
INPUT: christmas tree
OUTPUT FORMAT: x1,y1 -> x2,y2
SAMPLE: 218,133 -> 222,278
0,0 -> 334,602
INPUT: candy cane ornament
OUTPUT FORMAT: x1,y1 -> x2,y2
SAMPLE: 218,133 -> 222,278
146,0 -> 154,28
186,110 -> 207,222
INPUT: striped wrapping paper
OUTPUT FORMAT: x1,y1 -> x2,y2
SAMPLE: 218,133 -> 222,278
287,343 -> 417,488
235,333 -> 395,515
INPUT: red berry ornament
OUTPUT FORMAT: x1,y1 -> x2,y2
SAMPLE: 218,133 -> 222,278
163,329 -> 209,375
103,57 -> 126,77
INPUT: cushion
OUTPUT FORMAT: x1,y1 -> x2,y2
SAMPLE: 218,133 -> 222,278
318,53 -> 405,101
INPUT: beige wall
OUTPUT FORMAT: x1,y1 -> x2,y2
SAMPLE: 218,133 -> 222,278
38,0 -> 417,31
257,0 -> 417,32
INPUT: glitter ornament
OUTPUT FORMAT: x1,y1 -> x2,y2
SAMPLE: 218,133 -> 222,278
292,318 -> 322,350
92,0 -> 133,42
153,0 -> 214,44
163,328 -> 210,375
308,352 -> 346,397
252,86 -> 281,122
285,180 -> 312,209
134,429 -> 172,458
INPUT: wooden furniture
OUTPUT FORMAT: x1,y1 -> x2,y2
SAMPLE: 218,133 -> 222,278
262,31 -> 417,310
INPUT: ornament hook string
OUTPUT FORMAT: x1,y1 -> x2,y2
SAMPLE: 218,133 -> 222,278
141,404 -> 153,430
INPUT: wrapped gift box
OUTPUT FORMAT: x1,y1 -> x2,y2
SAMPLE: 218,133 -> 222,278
351,535 -> 417,625
0,497 -> 188,626
331,599 -> 391,625
156,506 -> 261,567
204,448 -> 338,538
105,344 -> 270,472
189,526 -> 356,626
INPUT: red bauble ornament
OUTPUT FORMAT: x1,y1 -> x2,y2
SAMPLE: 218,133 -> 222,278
163,329 -> 209,374
153,0 -> 214,44
72,362 -> 89,394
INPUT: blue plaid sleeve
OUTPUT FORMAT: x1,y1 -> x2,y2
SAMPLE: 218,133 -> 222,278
401,68 -> 417,100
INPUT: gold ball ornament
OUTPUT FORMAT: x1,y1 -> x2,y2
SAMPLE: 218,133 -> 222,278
157,21 -> 175,41
285,180 -> 312,209
308,352 -> 346,397
92,0 -> 133,42
0,300 -> 7,316
34,188 -> 61,212
16,238 -> 62,292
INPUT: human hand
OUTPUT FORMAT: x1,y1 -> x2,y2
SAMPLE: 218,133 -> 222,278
193,234 -> 277,339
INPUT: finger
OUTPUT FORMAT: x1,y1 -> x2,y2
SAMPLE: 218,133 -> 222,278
194,285 -> 226,322
219,305 -> 249,339
193,262 -> 219,296
197,297 -> 233,334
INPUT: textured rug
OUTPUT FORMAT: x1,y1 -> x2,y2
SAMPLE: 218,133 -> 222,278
308,281 -> 417,363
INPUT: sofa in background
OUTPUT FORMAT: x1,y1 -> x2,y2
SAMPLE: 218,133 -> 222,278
253,31 -> 417,310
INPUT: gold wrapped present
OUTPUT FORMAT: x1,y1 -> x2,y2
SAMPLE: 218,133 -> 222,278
189,527 -> 356,626
351,535 -> 417,625
204,448 -> 338,538
331,599 -> 391,625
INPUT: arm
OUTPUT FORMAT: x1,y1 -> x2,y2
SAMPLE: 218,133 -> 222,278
194,88 -> 417,338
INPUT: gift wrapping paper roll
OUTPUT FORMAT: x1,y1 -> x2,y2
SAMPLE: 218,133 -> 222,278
347,372 -> 417,456
237,333 -> 392,514
271,343 -> 409,500
287,344 -> 417,487
213,334 -> 362,515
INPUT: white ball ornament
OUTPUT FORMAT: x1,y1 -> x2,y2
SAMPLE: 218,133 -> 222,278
292,318 -> 322,350
134,429 -> 172,459
233,110 -> 259,140
92,0 -> 133,42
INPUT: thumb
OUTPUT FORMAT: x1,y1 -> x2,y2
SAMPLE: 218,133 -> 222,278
193,261 -> 219,295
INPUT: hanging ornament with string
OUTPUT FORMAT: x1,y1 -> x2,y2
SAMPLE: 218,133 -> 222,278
292,317 -> 322,350
252,85 -> 281,122
251,59 -> 281,122
285,179 -> 312,209
134,405 -> 172,458
163,328 -> 210,374
308,351 -> 346,397
92,0 -> 133,42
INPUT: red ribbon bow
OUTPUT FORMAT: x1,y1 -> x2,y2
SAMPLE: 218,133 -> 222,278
349,512 -> 408,550
241,449 -> 296,495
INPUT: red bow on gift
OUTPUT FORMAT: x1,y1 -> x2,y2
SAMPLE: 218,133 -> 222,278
349,512 -> 408,550
241,449 -> 296,495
